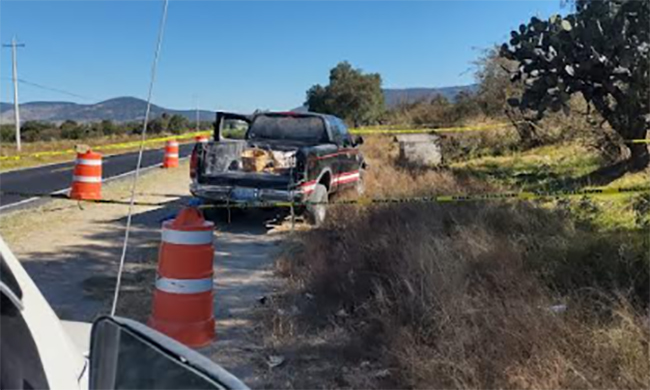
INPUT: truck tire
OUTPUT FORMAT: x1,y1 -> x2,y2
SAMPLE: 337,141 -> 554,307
306,184 -> 328,226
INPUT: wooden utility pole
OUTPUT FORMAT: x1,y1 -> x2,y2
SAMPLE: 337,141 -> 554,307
2,37 -> 25,151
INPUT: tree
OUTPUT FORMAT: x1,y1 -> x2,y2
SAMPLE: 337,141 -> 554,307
99,119 -> 117,136
168,114 -> 188,134
475,47 -> 522,118
501,0 -> 649,170
306,61 -> 385,126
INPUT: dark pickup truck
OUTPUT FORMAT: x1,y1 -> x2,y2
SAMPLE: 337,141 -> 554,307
190,111 -> 365,225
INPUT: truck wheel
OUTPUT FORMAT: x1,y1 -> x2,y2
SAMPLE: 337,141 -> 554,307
306,184 -> 328,226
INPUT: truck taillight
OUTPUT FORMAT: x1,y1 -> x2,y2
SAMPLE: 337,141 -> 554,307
190,148 -> 198,179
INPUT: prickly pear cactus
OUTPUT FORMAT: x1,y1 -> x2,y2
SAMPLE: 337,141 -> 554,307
500,0 -> 649,168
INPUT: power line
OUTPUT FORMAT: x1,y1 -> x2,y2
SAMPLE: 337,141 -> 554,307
0,77 -> 96,101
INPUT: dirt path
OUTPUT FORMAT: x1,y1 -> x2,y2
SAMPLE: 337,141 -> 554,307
0,161 -> 289,385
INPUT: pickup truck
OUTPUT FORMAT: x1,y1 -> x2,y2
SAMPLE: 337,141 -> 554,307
190,111 -> 366,225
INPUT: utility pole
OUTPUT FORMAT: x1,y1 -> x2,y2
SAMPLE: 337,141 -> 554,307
2,37 -> 25,151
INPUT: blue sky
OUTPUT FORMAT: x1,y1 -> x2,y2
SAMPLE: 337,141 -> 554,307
1,1 -> 564,112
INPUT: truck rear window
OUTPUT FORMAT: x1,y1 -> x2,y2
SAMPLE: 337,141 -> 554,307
247,115 -> 327,143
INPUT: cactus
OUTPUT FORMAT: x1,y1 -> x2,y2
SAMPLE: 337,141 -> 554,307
500,0 -> 649,170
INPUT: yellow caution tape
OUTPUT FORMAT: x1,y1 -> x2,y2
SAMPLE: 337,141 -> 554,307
350,122 -> 515,135
2,185 -> 647,211
0,130 -> 211,162
193,185 -> 649,209
627,139 -> 650,144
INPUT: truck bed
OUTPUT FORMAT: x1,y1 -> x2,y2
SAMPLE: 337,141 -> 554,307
197,171 -> 293,190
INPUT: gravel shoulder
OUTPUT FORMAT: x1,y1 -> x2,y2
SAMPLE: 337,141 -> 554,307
0,161 -> 290,385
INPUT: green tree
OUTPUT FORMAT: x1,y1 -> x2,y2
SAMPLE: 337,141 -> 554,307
306,61 -> 385,126
59,120 -> 85,139
475,47 -> 522,118
21,121 -> 51,142
100,119 -> 117,136
168,114 -> 189,135
501,0 -> 649,170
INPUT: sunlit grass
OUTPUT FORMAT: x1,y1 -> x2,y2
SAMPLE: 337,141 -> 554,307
452,142 -> 647,231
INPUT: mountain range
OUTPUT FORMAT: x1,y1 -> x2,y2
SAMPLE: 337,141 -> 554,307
0,97 -> 215,124
0,85 -> 476,124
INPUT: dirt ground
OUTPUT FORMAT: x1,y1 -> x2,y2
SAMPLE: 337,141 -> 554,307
0,160 -> 291,386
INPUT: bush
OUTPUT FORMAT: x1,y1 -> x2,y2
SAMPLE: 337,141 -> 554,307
0,125 -> 15,143
284,201 -> 648,388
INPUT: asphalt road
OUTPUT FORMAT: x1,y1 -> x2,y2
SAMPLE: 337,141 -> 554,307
0,143 -> 194,212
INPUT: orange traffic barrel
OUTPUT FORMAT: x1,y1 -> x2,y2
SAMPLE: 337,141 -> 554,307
163,140 -> 179,168
70,150 -> 102,200
195,135 -> 209,144
148,207 -> 215,347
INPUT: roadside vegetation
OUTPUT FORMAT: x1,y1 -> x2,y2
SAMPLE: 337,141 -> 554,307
266,1 -> 649,388
0,116 -> 226,171
268,134 -> 648,389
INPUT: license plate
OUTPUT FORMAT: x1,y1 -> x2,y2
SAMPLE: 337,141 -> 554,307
231,188 -> 257,201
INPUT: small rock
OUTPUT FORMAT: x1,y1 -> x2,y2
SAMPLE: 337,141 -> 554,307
267,355 -> 286,368
373,369 -> 390,378
336,308 -> 349,318
305,293 -> 315,300
258,296 -> 268,305
549,304 -> 567,314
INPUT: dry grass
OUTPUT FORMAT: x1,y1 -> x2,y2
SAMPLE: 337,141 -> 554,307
270,136 -> 650,389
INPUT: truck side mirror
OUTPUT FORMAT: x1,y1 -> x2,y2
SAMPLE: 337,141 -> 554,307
90,316 -> 248,390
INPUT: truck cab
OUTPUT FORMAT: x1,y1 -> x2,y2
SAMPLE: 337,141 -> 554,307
190,111 -> 365,225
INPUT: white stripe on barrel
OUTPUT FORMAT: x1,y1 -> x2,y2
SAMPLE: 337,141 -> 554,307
155,277 -> 213,294
165,153 -> 179,158
168,142 -> 179,147
76,158 -> 102,166
162,228 -> 213,245
73,175 -> 102,183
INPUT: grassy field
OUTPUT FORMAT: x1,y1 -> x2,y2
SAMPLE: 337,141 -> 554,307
267,135 -> 649,389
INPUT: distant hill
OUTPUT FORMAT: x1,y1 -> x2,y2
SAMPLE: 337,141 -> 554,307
1,85 -> 479,123
294,84 -> 478,112
0,97 -> 215,124
383,85 -> 478,107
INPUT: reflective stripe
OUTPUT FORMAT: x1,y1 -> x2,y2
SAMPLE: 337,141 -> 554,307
73,175 -> 102,183
167,142 -> 179,147
76,158 -> 102,166
156,277 -> 213,294
165,153 -> 179,158
162,228 -> 213,245
334,172 -> 360,184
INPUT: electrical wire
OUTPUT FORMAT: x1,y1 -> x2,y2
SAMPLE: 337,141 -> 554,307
111,0 -> 169,316
0,77 -> 96,101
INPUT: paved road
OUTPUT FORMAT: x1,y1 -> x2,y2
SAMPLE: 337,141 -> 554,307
0,143 -> 194,212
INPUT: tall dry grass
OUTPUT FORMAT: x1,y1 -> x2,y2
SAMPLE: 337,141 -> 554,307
276,136 -> 649,389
